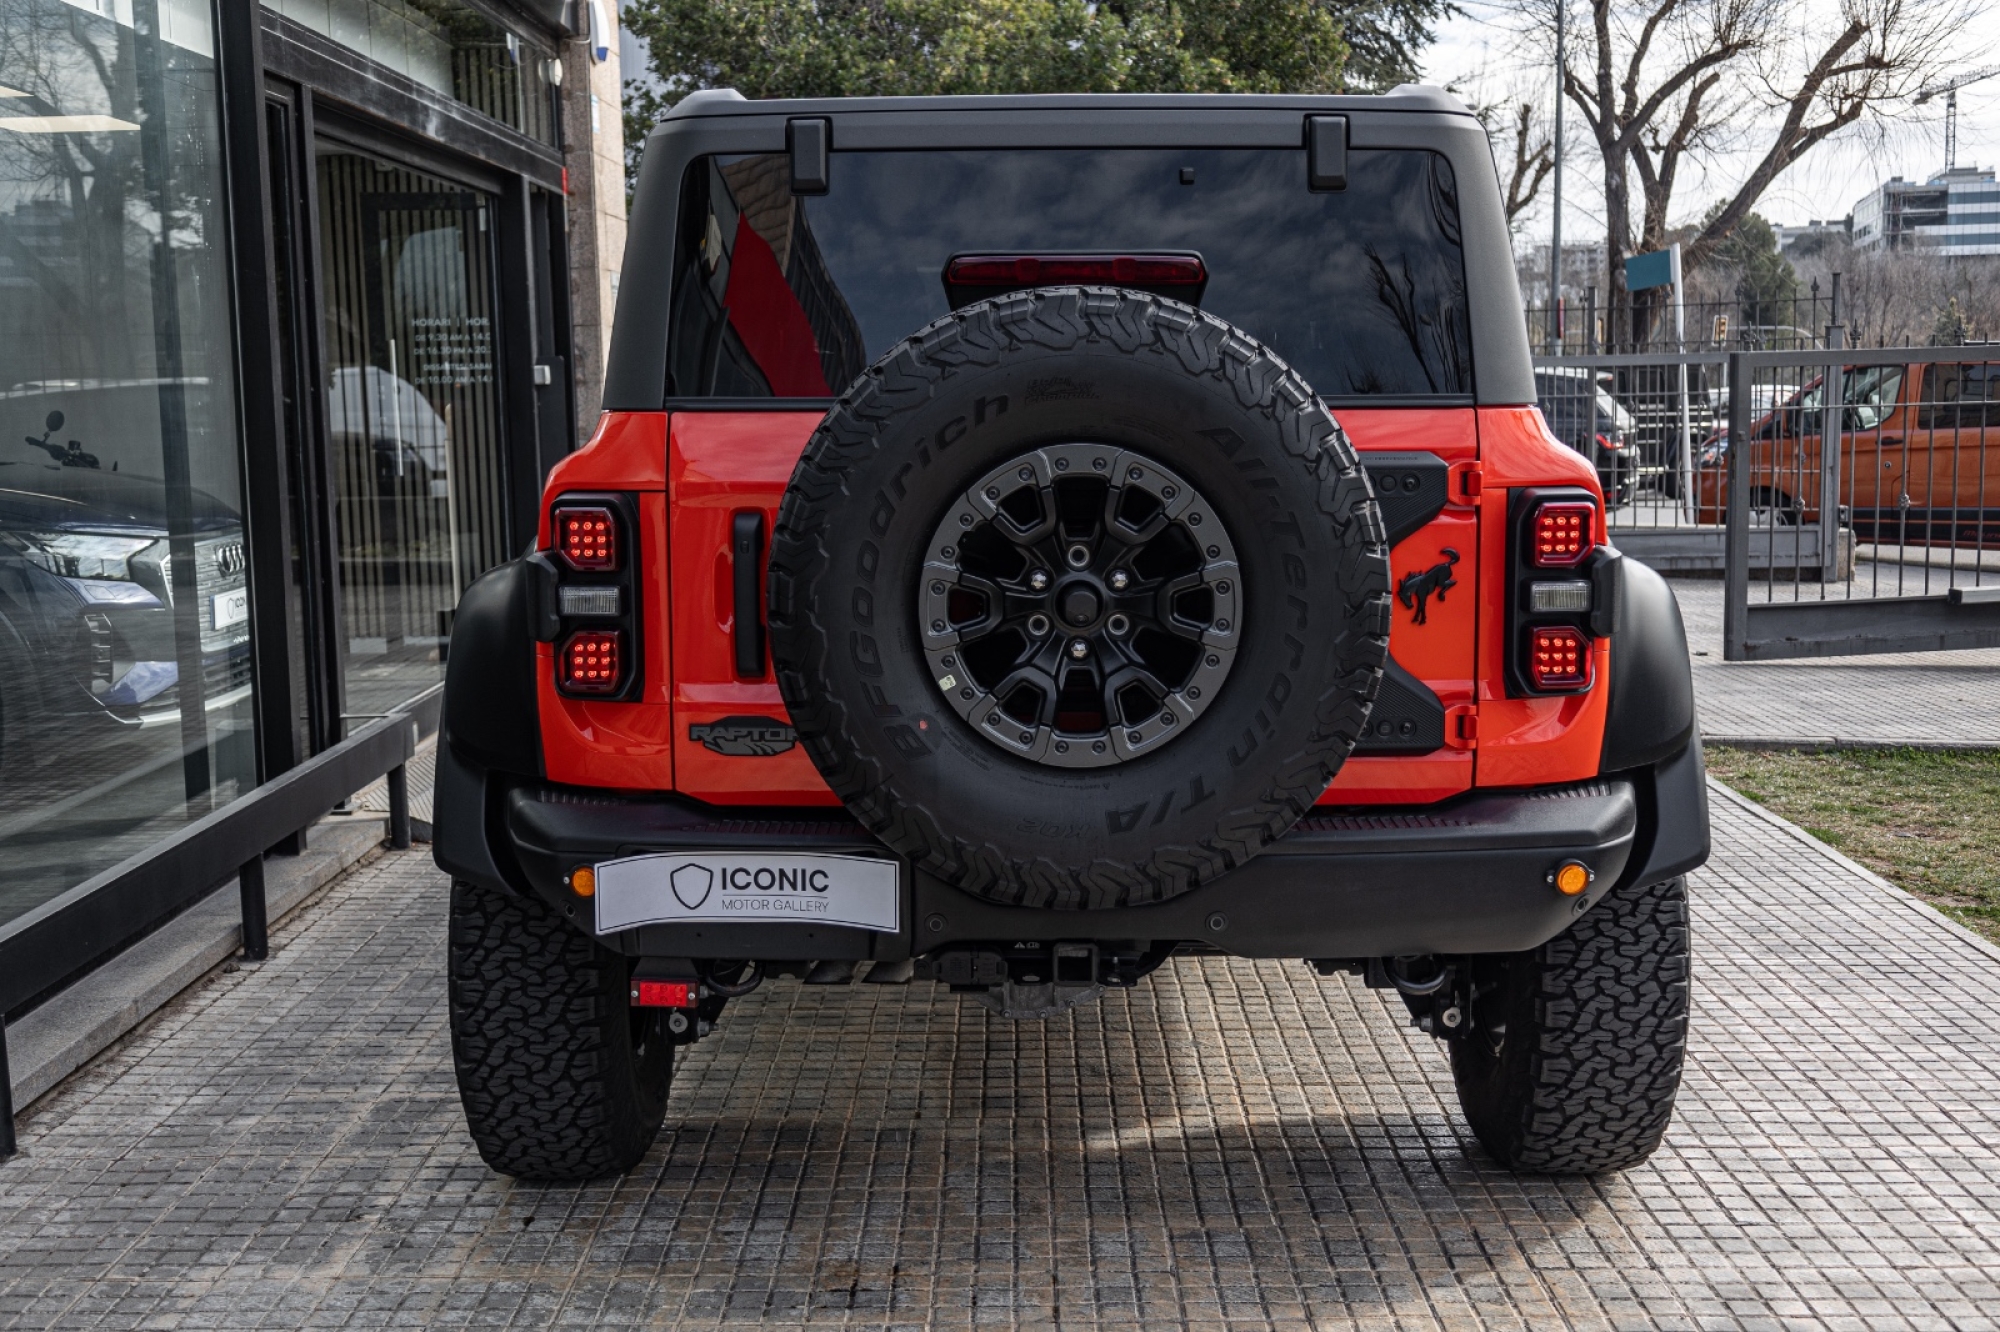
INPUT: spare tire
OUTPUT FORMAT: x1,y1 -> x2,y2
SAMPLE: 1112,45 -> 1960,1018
768,288 -> 1390,910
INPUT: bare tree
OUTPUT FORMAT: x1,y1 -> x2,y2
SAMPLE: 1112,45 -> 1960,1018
1510,0 -> 1957,343
1499,101 -> 1556,225
1460,77 -> 1556,228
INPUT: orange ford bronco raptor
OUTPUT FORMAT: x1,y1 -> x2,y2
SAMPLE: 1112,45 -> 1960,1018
436,87 -> 1708,1183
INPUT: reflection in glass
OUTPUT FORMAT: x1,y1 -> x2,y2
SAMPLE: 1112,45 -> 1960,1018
264,0 -> 557,144
0,0 -> 253,926
316,151 -> 509,724
667,148 -> 1472,400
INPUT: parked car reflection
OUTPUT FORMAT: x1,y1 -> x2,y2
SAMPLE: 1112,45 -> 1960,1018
0,394 -> 249,773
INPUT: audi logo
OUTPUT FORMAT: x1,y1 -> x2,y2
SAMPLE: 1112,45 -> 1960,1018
211,541 -> 246,576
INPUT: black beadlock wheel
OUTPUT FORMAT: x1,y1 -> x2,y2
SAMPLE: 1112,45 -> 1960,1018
447,878 -> 673,1181
1450,874 -> 1691,1174
768,287 -> 1391,910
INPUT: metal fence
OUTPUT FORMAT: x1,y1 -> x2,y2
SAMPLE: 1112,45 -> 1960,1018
1534,347 -> 2000,660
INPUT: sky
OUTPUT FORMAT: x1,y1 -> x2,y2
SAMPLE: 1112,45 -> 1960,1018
1417,0 -> 2000,249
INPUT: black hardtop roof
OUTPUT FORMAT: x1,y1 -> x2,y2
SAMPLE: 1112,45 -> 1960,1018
655,85 -> 1474,128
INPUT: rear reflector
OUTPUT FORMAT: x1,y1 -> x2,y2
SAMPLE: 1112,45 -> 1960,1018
946,253 -> 1207,288
560,629 -> 623,694
555,505 -> 618,570
1527,626 -> 1591,690
1530,501 -> 1595,567
631,980 -> 694,1008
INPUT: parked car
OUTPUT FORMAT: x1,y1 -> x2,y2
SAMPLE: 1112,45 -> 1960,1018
435,88 -> 1708,1185
0,396 -> 250,775
1535,366 -> 1636,507
1696,359 -> 1999,543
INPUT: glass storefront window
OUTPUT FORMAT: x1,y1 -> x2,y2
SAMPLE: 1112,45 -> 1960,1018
265,0 -> 557,144
317,149 -> 511,720
0,0 -> 256,924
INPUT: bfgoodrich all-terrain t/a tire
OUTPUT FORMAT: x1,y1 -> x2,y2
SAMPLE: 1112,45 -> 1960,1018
768,288 -> 1391,912
1449,874 -> 1691,1173
447,878 -> 673,1181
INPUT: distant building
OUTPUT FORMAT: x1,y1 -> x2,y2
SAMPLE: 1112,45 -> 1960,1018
1515,242 -> 1611,305
1773,217 -> 1851,254
1852,167 -> 2000,255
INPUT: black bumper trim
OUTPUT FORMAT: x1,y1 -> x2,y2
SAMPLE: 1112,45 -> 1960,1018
493,777 -> 1642,962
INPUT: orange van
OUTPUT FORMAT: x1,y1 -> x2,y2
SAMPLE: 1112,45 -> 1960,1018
1696,359 -> 2000,546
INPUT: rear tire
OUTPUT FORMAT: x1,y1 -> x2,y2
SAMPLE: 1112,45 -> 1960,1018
447,878 -> 672,1181
1449,874 -> 1690,1173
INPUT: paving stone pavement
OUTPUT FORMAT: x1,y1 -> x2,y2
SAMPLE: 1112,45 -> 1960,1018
1667,577 -> 2000,746
4,787 -> 2000,1331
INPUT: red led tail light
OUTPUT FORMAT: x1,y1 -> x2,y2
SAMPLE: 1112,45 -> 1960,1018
1530,500 -> 1595,567
560,630 -> 624,694
631,980 -> 694,1008
1527,626 -> 1592,690
554,505 -> 618,571
946,253 -> 1207,288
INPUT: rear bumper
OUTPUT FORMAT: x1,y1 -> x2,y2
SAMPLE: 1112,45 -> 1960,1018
439,737 -> 1708,962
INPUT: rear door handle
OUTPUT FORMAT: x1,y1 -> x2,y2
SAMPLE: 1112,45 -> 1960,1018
732,511 -> 766,678
1879,436 -> 1903,446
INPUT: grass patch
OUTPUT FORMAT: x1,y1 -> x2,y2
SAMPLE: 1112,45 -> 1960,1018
1706,746 -> 2000,944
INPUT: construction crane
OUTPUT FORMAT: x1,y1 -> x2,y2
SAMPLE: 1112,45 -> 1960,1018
1914,64 -> 2000,173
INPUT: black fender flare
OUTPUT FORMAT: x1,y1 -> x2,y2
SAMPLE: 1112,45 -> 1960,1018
1601,553 -> 1696,772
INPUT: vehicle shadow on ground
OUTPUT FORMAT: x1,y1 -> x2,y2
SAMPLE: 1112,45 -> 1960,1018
458,974 -> 1633,1321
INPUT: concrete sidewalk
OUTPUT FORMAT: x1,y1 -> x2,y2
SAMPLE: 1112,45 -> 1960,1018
3,785 -> 1998,1330
1669,577 -> 2000,747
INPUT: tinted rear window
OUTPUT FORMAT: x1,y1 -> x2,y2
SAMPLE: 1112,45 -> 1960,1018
666,147 -> 1472,402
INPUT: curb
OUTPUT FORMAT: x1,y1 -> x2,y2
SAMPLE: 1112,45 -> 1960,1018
1706,777 -> 2000,969
6,816 -> 390,1116
1705,734 -> 2000,753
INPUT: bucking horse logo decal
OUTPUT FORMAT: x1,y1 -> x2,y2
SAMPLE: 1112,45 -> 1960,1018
1397,548 -> 1460,626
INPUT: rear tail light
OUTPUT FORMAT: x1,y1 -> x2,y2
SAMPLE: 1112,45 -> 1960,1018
1526,626 -> 1591,690
560,629 -> 624,694
1530,500 -> 1595,567
555,505 -> 618,570
946,253 -> 1206,288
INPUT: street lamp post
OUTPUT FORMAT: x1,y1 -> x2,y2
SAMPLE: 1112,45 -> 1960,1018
1548,0 -> 1564,351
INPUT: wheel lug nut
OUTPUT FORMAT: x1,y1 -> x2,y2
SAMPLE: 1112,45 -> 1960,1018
1029,569 -> 1050,590
1108,569 -> 1130,590
1068,638 -> 1089,660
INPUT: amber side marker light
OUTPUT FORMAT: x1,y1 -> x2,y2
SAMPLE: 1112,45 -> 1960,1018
1550,861 -> 1594,896
568,866 -> 596,897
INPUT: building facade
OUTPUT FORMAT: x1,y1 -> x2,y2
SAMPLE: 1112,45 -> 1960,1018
1852,167 -> 2000,255
0,0 -> 622,991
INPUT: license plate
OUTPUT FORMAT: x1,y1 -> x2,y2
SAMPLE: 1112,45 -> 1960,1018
593,851 -> 900,934
211,587 -> 249,629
